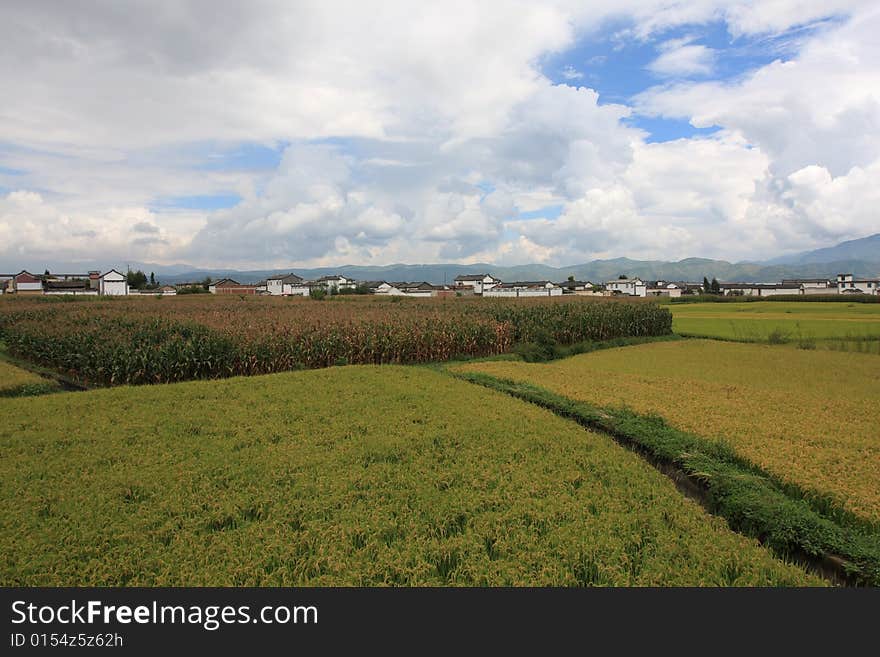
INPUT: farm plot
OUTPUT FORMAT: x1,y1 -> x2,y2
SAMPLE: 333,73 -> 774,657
670,301 -> 880,343
0,295 -> 671,386
0,358 -> 58,397
0,366 -> 817,586
456,340 -> 880,523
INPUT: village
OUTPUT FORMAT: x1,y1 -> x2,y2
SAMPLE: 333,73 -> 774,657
1,268 -> 878,298
0,269 -> 880,298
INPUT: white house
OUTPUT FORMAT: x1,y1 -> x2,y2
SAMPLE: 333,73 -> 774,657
837,273 -> 879,295
557,280 -> 593,293
99,269 -> 129,295
314,275 -> 355,292
12,270 -> 44,295
393,282 -> 441,297
453,274 -> 501,295
646,282 -> 683,298
365,281 -> 404,295
606,278 -> 647,297
719,283 -> 800,297
783,279 -> 835,294
484,281 -> 562,297
266,273 -> 308,296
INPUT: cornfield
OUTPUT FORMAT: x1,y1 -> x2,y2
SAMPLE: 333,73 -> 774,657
0,295 -> 671,386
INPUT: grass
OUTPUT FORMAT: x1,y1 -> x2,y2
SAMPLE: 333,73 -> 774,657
0,358 -> 59,397
450,370 -> 880,585
0,366 -> 818,586
670,301 -> 880,342
455,340 -> 880,524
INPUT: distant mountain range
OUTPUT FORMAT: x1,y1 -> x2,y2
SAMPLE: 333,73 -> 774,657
6,233 -> 879,286
766,233 -> 880,265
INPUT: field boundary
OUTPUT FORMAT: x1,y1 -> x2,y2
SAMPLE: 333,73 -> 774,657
0,343 -> 84,393
450,370 -> 880,586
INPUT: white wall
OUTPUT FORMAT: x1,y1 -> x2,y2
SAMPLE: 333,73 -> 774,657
838,281 -> 878,295
484,287 -> 562,297
606,281 -> 646,297
284,284 -> 310,296
758,287 -> 800,297
100,275 -> 128,295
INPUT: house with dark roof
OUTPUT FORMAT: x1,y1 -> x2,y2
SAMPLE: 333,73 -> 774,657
44,279 -> 97,295
12,270 -> 44,295
718,282 -> 801,297
266,273 -> 307,296
314,275 -> 355,291
209,278 -> 260,295
452,274 -> 500,295
605,277 -> 647,297
363,281 -> 402,295
837,273 -> 879,295
556,280 -> 593,292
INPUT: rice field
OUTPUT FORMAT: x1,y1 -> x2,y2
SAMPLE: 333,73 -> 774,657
670,301 -> 880,343
0,357 -> 57,397
456,340 -> 880,523
0,366 -> 817,586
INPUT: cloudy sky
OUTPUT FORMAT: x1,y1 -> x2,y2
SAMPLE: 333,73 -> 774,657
1,1 -> 878,270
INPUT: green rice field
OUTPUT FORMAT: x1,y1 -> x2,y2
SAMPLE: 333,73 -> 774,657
670,301 -> 880,344
0,366 -> 818,586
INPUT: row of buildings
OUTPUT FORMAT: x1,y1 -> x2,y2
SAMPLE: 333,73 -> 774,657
3,269 -> 877,298
0,269 -> 143,296
209,273 -> 570,297
604,274 -> 879,298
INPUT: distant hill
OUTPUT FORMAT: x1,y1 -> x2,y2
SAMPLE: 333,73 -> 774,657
159,257 -> 880,286
768,233 -> 880,265
5,233 -> 878,286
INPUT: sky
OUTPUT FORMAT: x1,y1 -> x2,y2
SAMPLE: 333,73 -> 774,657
1,1 -> 879,270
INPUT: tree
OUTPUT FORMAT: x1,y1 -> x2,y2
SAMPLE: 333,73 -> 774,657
149,272 -> 156,288
201,276 -> 212,291
703,276 -> 711,293
618,274 -> 628,280
126,269 -> 148,290
711,277 -> 721,295
568,275 -> 575,282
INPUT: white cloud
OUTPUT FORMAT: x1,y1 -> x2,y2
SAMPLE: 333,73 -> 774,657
648,38 -> 716,77
0,1 -> 878,269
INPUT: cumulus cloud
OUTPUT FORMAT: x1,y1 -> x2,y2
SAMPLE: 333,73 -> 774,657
0,1 -> 878,269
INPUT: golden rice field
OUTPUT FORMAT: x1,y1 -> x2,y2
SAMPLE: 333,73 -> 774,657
0,358 -> 56,396
456,340 -> 880,523
0,359 -> 43,390
0,366 -> 818,586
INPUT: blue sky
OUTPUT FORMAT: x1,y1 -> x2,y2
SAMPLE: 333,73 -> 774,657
542,18 -> 831,142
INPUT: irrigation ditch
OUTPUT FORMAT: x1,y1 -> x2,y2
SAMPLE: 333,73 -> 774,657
450,369 -> 880,587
